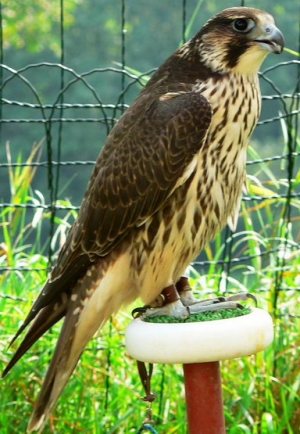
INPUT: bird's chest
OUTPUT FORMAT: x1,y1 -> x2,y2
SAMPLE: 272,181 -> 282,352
165,76 -> 260,265
190,75 -> 261,226
201,74 -> 261,158
130,76 -> 261,296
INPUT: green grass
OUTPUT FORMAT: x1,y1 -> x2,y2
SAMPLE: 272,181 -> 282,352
0,142 -> 299,433
144,307 -> 252,323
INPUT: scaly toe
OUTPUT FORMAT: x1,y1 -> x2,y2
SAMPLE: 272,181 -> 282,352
223,292 -> 257,306
144,299 -> 189,319
188,300 -> 244,314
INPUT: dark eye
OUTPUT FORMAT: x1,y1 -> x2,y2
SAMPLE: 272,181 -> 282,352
232,18 -> 254,33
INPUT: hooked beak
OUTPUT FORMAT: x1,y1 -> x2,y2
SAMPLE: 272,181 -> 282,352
255,23 -> 284,54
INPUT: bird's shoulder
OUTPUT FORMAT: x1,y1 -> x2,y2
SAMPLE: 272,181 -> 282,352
74,87 -> 212,251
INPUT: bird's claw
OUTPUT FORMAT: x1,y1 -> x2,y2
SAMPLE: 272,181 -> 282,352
132,306 -> 149,318
142,285 -> 256,319
223,292 -> 257,306
144,300 -> 190,319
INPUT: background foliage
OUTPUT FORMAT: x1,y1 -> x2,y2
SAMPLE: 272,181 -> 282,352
0,0 -> 299,433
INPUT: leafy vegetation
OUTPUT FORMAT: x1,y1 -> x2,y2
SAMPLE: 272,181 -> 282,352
0,138 -> 299,433
0,0 -> 298,206
2,0 -> 80,54
0,1 -> 299,433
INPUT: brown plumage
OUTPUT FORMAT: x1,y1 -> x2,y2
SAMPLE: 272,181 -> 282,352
3,7 -> 283,432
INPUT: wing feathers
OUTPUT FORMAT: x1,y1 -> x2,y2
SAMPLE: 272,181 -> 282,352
87,91 -> 211,252
3,90 -> 211,380
2,301 -> 67,378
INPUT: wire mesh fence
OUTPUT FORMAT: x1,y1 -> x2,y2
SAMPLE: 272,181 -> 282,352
0,1 -> 300,432
0,2 -> 300,313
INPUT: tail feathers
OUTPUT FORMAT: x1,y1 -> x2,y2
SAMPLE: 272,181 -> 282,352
26,264 -> 128,432
6,248 -> 93,356
26,300 -> 86,432
2,302 -> 66,378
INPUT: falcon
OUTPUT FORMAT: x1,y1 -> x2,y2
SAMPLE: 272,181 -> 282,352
3,7 -> 283,432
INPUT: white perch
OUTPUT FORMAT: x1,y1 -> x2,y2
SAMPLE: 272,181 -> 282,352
125,308 -> 274,364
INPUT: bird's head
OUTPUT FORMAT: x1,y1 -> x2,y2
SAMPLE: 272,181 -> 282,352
189,7 -> 284,76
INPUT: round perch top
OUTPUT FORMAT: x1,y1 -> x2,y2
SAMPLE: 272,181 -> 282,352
125,308 -> 273,364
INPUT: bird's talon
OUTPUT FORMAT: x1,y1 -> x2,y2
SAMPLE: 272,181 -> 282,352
132,306 -> 149,318
247,293 -> 257,306
177,288 -> 256,314
144,299 -> 189,319
216,296 -> 226,303
224,292 -> 257,306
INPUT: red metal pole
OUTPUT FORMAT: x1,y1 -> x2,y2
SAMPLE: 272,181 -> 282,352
183,361 -> 225,434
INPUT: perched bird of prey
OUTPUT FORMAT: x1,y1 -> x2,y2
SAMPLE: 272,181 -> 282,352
3,7 -> 283,432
